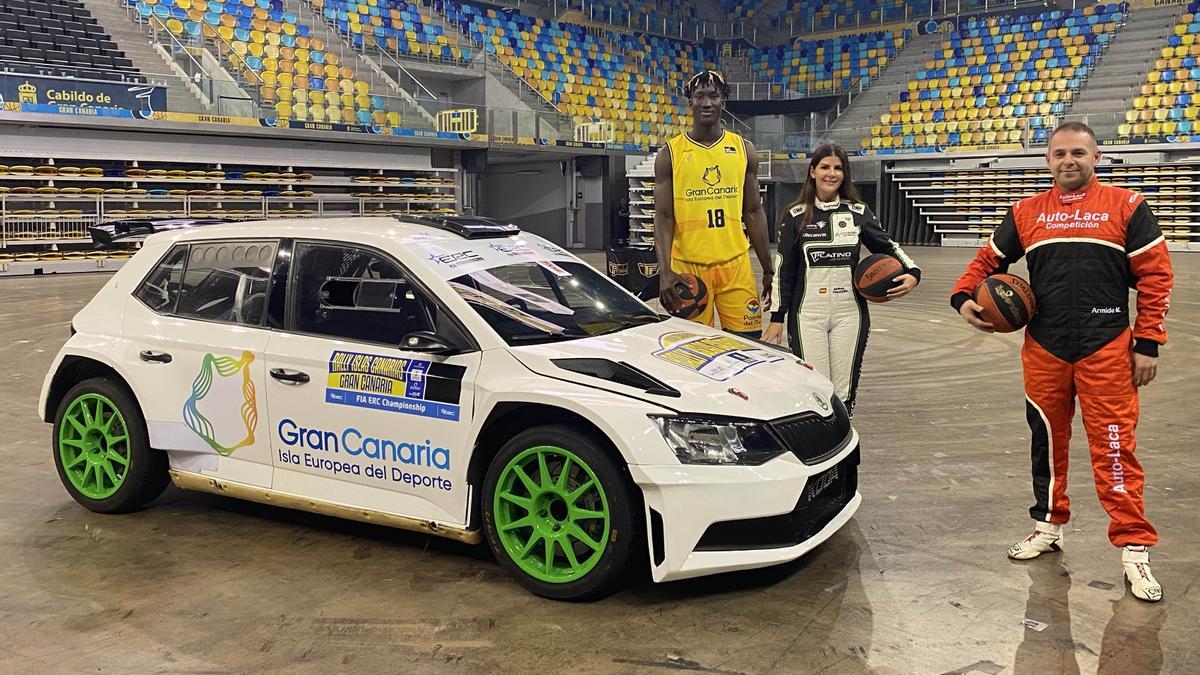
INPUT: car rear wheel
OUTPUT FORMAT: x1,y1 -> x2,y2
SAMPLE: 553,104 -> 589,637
483,426 -> 638,601
53,377 -> 169,514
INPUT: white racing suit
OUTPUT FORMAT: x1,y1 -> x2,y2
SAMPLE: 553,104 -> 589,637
769,199 -> 920,413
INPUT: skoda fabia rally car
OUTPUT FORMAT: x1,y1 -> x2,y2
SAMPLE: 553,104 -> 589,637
39,216 -> 861,600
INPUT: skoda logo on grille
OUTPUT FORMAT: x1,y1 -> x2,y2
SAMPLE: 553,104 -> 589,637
812,393 -> 829,411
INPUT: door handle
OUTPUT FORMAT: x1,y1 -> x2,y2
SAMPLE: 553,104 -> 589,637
139,350 -> 172,364
270,368 -> 310,384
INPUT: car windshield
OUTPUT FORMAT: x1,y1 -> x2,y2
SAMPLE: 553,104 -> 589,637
447,260 -> 661,345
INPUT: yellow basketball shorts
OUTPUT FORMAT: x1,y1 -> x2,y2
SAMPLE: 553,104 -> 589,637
673,254 -> 762,333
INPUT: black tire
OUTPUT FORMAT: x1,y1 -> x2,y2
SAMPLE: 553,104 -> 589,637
482,425 -> 639,601
52,377 -> 169,514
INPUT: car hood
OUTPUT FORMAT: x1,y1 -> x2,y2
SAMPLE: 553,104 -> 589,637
507,318 -> 838,420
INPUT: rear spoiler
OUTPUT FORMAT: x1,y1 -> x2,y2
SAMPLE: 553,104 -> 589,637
89,218 -> 236,247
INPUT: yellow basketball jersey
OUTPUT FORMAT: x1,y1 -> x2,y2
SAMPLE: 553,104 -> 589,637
666,130 -> 749,265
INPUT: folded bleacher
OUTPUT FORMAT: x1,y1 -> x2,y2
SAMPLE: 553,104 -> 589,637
1120,0 -> 1200,142
0,0 -> 139,82
131,0 -> 396,126
870,4 -> 1124,154
746,30 -> 907,96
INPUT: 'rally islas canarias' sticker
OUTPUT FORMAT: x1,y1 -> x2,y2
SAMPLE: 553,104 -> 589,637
652,332 -> 783,381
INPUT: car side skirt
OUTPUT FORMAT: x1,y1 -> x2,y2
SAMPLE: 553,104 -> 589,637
168,470 -> 482,545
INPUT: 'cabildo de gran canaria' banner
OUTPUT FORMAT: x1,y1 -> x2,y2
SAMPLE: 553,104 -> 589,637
0,75 -> 166,114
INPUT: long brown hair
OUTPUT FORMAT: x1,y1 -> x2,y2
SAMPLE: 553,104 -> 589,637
785,143 -> 860,227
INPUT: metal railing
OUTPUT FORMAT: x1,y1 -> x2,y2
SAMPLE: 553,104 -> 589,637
552,0 -> 738,43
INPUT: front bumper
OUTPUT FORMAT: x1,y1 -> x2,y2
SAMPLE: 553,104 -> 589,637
630,433 -> 860,583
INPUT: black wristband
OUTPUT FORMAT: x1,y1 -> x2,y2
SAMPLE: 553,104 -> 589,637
1133,338 -> 1160,358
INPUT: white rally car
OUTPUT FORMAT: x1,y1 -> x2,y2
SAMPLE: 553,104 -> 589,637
39,216 -> 860,600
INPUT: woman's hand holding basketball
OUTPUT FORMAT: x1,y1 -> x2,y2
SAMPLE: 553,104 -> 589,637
761,321 -> 784,344
958,298 -> 995,333
887,273 -> 918,299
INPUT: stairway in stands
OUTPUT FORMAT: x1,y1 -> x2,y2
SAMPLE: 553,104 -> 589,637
78,0 -> 207,114
825,29 -> 942,143
1066,2 -> 1189,140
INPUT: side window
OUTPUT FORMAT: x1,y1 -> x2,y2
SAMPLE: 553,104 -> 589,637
292,242 -> 435,345
176,241 -> 277,326
134,244 -> 188,313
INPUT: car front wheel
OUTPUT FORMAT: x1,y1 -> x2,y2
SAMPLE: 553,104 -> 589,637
53,377 -> 169,513
482,425 -> 638,601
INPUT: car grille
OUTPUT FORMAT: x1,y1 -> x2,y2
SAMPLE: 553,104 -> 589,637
769,395 -> 852,465
694,447 -> 859,552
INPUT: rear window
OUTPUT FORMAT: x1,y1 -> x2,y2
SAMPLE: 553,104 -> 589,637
135,240 -> 277,327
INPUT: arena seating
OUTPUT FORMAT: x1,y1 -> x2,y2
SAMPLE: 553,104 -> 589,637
745,30 -> 907,96
438,1 -> 707,147
869,4 -> 1125,154
131,0 -> 395,126
604,31 -> 715,105
0,0 -> 138,81
1119,0 -> 1200,142
309,0 -> 470,64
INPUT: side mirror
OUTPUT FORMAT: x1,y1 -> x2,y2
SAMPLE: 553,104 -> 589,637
401,330 -> 454,354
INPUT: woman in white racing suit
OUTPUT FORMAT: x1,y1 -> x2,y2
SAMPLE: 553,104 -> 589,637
761,143 -> 920,414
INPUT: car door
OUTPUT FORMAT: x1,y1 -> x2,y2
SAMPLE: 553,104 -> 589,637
263,240 -> 482,527
121,239 -> 278,487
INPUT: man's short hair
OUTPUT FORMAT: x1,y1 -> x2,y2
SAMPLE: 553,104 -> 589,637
685,70 -> 730,99
1048,121 -> 1097,145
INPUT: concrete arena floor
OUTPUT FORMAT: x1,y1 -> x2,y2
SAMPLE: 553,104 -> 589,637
1,247 -> 1197,674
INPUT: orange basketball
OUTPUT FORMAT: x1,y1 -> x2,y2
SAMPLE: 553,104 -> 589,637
973,273 -> 1037,333
669,273 -> 709,320
854,254 -> 905,302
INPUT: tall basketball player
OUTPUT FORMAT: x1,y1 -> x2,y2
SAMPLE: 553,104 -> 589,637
654,70 -> 772,337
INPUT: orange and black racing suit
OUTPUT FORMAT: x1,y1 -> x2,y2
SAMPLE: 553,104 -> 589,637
950,176 -> 1173,547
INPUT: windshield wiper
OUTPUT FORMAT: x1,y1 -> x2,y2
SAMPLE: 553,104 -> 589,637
509,329 -> 590,343
589,314 -> 665,337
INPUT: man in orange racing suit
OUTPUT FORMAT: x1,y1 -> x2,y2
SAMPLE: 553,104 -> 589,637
951,122 -> 1173,602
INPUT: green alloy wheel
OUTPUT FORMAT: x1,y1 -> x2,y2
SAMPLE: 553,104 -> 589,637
58,392 -> 129,499
484,426 -> 638,601
53,377 -> 169,514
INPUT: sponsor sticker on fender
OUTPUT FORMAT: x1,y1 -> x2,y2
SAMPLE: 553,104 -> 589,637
652,331 -> 783,381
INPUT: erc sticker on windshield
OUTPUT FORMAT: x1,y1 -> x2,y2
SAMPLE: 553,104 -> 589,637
325,350 -> 463,421
653,332 -> 784,381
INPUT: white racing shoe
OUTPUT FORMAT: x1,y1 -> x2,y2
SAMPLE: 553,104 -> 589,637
1007,522 -> 1063,560
1122,545 -> 1163,602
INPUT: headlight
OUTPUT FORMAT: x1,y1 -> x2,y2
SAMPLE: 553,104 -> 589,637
649,415 -> 787,465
